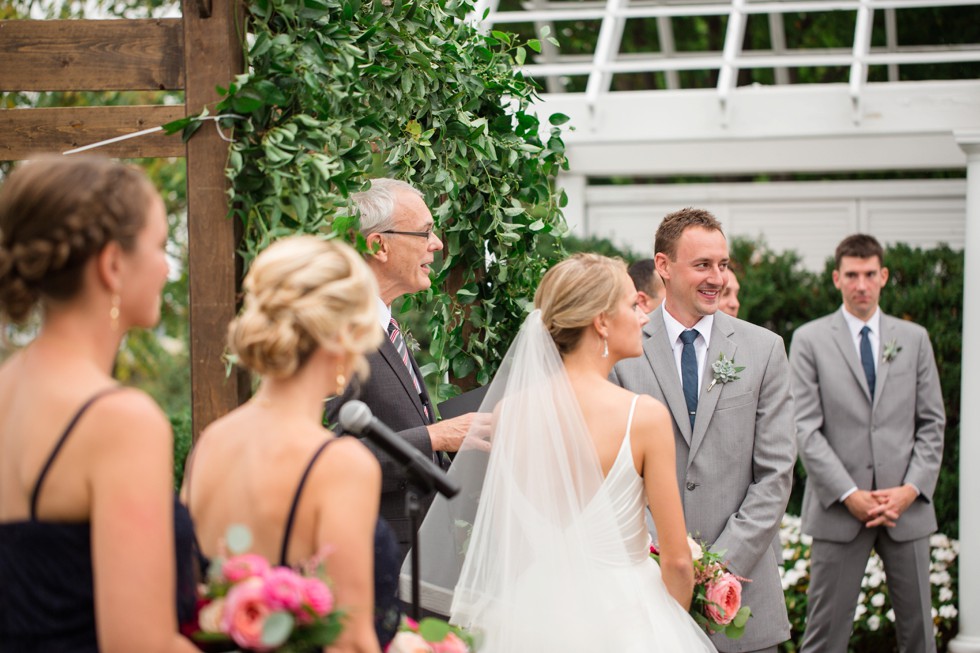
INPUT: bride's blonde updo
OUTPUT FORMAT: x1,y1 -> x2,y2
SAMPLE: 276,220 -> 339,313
534,253 -> 629,355
0,155 -> 155,324
229,236 -> 381,379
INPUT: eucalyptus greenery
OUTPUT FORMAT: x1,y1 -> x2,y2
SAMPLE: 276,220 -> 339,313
172,0 -> 569,396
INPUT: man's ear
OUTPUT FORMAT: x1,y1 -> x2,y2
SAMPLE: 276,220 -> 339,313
879,266 -> 889,287
365,233 -> 388,262
96,241 -> 123,293
654,252 -> 671,281
832,269 -> 841,290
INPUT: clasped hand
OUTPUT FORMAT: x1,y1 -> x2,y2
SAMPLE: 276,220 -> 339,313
428,412 -> 493,453
843,485 -> 918,528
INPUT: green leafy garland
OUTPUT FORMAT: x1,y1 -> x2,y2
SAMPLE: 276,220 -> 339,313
176,0 -> 568,395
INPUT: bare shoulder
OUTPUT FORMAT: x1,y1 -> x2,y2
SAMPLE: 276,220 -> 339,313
313,433 -> 381,482
630,394 -> 672,435
86,387 -> 170,448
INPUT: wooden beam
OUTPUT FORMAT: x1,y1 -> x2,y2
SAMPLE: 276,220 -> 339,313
0,105 -> 185,160
183,0 -> 246,438
0,19 -> 184,92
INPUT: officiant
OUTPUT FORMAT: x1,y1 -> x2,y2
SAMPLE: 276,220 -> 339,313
325,178 -> 478,559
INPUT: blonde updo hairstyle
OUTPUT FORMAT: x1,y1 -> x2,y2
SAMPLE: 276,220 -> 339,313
229,236 -> 382,379
0,155 -> 155,325
534,253 -> 629,356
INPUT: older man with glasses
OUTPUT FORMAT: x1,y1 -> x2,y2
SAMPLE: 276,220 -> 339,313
325,178 -> 478,561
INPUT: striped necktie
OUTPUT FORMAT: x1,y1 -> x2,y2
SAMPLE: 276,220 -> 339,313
388,317 -> 430,421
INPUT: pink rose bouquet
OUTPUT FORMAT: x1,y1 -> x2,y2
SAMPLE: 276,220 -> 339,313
386,617 -> 475,653
651,535 -> 752,639
192,526 -> 344,652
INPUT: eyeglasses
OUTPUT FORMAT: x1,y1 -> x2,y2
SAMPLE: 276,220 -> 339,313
380,228 -> 435,240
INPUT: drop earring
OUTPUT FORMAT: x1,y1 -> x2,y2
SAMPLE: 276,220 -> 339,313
109,294 -> 121,332
602,337 -> 609,359
336,368 -> 347,394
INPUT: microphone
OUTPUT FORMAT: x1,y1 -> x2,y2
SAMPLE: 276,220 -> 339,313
338,400 -> 460,499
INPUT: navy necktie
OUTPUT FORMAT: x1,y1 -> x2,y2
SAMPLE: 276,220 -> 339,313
860,325 -> 876,399
680,329 -> 699,428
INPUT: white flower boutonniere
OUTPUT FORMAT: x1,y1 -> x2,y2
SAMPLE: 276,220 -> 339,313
883,339 -> 902,363
707,353 -> 746,392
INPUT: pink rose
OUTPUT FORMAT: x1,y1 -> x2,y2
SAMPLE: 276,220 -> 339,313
704,572 -> 742,626
387,631 -> 432,653
300,577 -> 335,621
262,567 -> 306,613
221,577 -> 274,652
431,632 -> 468,653
198,597 -> 226,633
222,553 -> 271,583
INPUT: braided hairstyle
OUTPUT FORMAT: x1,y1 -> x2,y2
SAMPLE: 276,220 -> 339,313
229,235 -> 382,379
0,155 -> 155,324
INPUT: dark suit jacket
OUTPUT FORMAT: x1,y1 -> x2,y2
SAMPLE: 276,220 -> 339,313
325,334 -> 438,558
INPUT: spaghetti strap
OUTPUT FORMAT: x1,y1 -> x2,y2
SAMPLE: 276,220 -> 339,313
279,438 -> 339,566
30,386 -> 124,520
624,394 -> 639,439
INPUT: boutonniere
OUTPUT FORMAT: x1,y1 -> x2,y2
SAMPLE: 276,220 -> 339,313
403,331 -> 421,354
882,339 -> 902,362
707,353 -> 745,392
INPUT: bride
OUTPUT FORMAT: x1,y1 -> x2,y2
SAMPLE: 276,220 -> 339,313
412,253 -> 714,651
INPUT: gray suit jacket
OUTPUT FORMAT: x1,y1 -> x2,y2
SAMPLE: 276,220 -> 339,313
612,308 -> 795,652
789,309 -> 945,543
325,334 -> 438,556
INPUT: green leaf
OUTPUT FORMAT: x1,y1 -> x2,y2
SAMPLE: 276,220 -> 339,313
418,617 -> 452,642
515,46 -> 526,66
549,112 -> 571,125
527,39 -> 542,53
261,611 -> 294,647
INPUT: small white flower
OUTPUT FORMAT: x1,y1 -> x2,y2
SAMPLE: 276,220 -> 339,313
801,533 -> 813,546
858,592 -> 866,604
687,536 -> 704,562
939,605 -> 958,620
854,604 -> 867,619
868,615 -> 881,631
940,587 -> 954,602
867,573 -> 883,589
871,593 -> 885,608
930,571 -> 951,586
886,609 -> 895,622
782,548 -> 794,561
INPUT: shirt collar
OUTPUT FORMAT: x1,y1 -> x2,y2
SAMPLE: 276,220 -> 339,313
662,306 -> 714,348
840,305 -> 881,339
377,297 -> 392,332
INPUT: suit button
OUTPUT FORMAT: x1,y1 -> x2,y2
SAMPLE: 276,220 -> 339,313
686,482 -> 697,491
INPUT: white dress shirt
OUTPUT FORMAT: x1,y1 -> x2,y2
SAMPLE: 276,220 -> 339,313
661,307 -> 715,398
840,305 -> 881,374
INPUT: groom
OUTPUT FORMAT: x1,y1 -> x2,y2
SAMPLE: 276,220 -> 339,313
612,208 -> 795,653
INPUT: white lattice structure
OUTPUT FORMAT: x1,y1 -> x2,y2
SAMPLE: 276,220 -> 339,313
476,1 -> 980,649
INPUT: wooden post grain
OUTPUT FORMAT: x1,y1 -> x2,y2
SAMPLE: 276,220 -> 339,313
182,0 -> 246,438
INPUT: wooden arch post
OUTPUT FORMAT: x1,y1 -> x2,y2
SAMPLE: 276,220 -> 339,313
0,0 -> 246,437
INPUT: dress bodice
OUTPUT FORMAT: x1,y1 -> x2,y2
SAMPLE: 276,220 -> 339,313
580,395 -> 651,566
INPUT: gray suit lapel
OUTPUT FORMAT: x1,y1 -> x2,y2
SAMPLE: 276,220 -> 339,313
830,310 -> 873,402
642,310 -> 694,445
378,335 -> 427,422
689,314 -> 737,461
872,313 -> 897,414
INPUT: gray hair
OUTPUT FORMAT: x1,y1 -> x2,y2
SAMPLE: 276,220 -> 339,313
350,178 -> 423,235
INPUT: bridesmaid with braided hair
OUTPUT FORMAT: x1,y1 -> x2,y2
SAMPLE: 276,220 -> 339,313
0,155 -> 200,653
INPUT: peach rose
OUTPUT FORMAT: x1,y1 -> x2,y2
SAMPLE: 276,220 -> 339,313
222,553 -> 271,583
704,572 -> 742,625
198,598 -> 226,633
687,536 -> 703,562
221,577 -> 274,651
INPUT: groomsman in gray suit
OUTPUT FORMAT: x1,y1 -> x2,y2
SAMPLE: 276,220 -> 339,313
612,208 -> 796,653
325,178 -> 477,557
791,234 -> 945,653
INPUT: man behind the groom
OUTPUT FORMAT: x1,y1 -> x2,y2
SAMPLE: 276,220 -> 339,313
790,234 -> 945,653
612,208 -> 796,653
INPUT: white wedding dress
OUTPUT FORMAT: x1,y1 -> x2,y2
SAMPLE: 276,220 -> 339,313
409,312 -> 714,652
